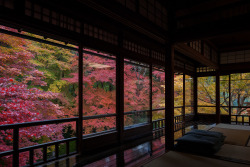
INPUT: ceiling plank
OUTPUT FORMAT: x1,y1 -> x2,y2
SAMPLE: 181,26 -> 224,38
174,13 -> 250,42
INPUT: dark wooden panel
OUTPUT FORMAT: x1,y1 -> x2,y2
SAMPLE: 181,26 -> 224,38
185,115 -> 195,122
197,114 -> 216,123
221,115 -> 231,124
220,63 -> 250,74
82,131 -> 118,153
124,124 -> 152,142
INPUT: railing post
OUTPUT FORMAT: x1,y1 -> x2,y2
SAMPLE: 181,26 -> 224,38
13,127 -> 19,167
149,61 -> 153,131
66,141 -> 70,155
55,143 -> 59,158
30,149 -> 34,166
43,146 -> 47,162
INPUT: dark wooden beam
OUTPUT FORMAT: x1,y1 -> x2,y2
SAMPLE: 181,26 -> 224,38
175,0 -> 211,12
197,71 -> 216,77
220,42 -> 250,52
220,62 -> 250,74
175,43 -> 218,69
175,66 -> 195,76
165,0 -> 175,150
204,39 -> 219,52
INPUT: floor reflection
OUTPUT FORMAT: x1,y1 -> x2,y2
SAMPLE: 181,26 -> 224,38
43,122 -> 215,167
79,136 -> 166,167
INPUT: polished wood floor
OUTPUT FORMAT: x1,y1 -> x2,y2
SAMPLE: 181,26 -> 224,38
41,123 -> 215,167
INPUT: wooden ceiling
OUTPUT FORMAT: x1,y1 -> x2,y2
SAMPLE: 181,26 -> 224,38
1,0 -> 250,68
172,0 -> 250,53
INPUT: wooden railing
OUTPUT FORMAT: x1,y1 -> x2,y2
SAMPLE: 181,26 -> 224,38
231,115 -> 250,125
0,113 -> 120,167
152,106 -> 195,132
0,118 -> 79,167
174,115 -> 184,132
152,114 -> 185,132
0,107 -> 196,166
152,118 -> 165,131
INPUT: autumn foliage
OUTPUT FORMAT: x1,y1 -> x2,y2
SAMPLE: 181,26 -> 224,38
0,29 -> 73,166
0,26 -> 168,166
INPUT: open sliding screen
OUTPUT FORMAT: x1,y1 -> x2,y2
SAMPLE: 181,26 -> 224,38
82,50 -> 116,135
124,60 -> 150,127
185,75 -> 194,115
0,26 -> 78,165
198,76 -> 216,114
152,67 -> 165,121
174,74 -> 183,116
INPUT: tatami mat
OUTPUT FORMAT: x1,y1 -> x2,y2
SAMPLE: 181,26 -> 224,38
143,151 -> 250,167
209,127 -> 250,146
215,124 -> 250,130
144,124 -> 250,167
215,144 -> 250,162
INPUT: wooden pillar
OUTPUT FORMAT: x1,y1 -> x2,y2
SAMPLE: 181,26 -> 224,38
149,63 -> 153,130
183,74 -> 186,117
116,33 -> 124,144
165,0 -> 176,150
182,74 -> 186,135
77,43 -> 83,154
193,74 -> 198,121
165,45 -> 175,150
216,71 -> 221,124
229,74 -> 231,123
